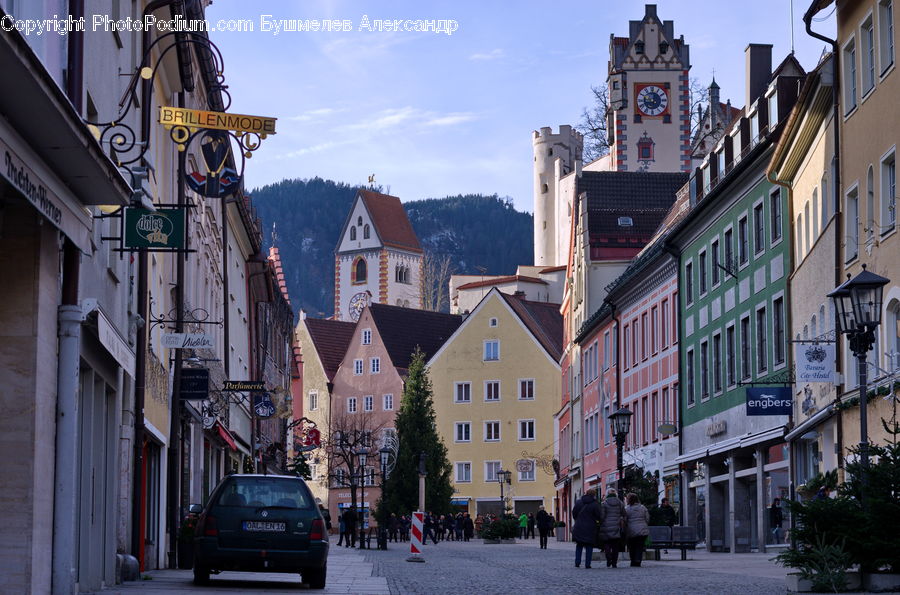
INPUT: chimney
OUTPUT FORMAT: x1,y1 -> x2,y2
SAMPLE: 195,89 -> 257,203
645,4 -> 657,19
745,44 -> 772,109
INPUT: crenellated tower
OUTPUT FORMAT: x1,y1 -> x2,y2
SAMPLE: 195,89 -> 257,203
532,125 -> 583,267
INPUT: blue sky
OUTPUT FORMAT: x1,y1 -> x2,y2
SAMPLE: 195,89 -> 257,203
206,1 -> 836,213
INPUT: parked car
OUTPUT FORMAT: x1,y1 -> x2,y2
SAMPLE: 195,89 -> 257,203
192,474 -> 329,588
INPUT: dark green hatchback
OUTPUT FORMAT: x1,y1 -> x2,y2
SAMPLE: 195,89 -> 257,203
193,474 -> 329,588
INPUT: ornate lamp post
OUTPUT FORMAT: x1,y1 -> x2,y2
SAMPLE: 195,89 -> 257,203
497,468 -> 512,515
827,265 -> 890,491
356,447 -> 369,549
608,407 -> 634,494
378,445 -> 391,550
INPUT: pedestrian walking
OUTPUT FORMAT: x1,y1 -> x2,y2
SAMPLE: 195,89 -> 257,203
444,514 -> 455,541
518,512 -> 528,539
464,513 -> 474,541
549,514 -> 556,537
388,513 -> 399,543
454,513 -> 464,541
624,493 -> 650,567
769,498 -> 784,543
527,512 -> 536,539
337,513 -> 346,546
401,515 -> 411,542
342,508 -> 357,548
598,489 -> 626,568
536,505 -> 552,549
571,489 -> 603,568
423,512 -> 438,545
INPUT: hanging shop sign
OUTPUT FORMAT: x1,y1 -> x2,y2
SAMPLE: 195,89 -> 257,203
795,343 -> 835,383
516,459 -> 535,474
223,380 -> 266,392
158,107 -> 277,136
184,130 -> 241,198
253,392 -> 276,418
123,207 -> 185,249
162,333 -> 214,349
745,387 -> 793,416
180,368 -> 209,400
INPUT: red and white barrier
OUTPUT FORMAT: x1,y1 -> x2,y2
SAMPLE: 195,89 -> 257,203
407,511 -> 424,562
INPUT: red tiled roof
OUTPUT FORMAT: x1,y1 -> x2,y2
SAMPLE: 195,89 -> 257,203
268,246 -> 291,306
304,318 -> 356,381
369,303 -> 462,371
456,275 -> 548,291
499,292 -> 563,361
359,190 -> 422,253
539,265 -> 567,273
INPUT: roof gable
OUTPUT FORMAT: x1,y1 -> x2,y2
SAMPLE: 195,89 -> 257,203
498,292 -> 564,361
369,303 -> 461,371
304,317 -> 357,381
359,190 -> 422,253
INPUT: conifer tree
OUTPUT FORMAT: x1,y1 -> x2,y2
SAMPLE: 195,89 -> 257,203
380,348 -> 453,516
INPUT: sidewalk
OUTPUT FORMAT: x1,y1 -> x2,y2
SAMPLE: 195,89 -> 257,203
96,539 -> 389,594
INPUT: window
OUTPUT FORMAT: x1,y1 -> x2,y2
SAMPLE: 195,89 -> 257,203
354,359 -> 363,375
662,387 -> 670,425
711,241 -> 720,286
350,227 -> 356,241
489,317 -> 498,327
713,333 -> 723,393
754,203 -> 765,254
845,38 -> 858,112
604,331 -> 611,368
880,0 -> 894,73
370,357 -> 380,374
632,321 -> 638,365
750,110 -> 760,143
363,223 -> 370,239
700,340 -> 709,399
347,397 -> 357,413
456,462 -> 472,483
364,395 -> 373,412
519,379 -> 535,400
847,187 -> 860,261
484,421 -> 500,442
485,380 -> 500,402
868,167 -> 876,242
699,251 -> 707,294
774,297 -> 786,365
651,306 -> 659,353
740,316 -> 752,380
354,257 -> 367,283
519,462 -> 535,482
635,40 -> 645,54
686,348 -> 696,406
485,461 -> 501,482
642,312 -> 649,359
724,228 -> 734,273
726,326 -> 736,386
483,340 -> 500,361
739,216 -> 749,264
768,90 -> 779,127
685,262 -> 694,303
660,301 -> 669,347
770,189 -> 783,242
361,329 -> 371,345
882,151 -> 896,233
383,394 -> 394,410
333,468 -> 347,488
624,326 -> 630,367
308,390 -> 318,411
519,419 -> 535,441
813,188 -> 820,240
863,17 -> 876,94
454,382 -> 471,403
757,307 -> 768,373
455,422 -> 471,442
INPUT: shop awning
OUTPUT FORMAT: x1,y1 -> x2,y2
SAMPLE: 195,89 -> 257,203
215,421 -> 237,451
785,405 -> 835,442
450,498 -> 470,506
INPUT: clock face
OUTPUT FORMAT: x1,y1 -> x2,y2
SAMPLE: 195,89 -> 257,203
636,85 -> 669,117
348,292 -> 368,322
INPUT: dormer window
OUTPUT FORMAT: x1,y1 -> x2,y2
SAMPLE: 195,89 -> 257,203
617,216 -> 633,227
767,90 -> 778,128
635,41 -> 645,54
659,41 -> 669,54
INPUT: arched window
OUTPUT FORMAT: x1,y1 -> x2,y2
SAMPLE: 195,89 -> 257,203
354,258 -> 367,284
796,213 -> 804,259
866,166 -> 875,241
350,227 -> 356,241
363,224 -> 370,239
357,216 -> 363,226
811,315 -> 817,340
812,188 -> 820,240
820,305 -> 826,333
804,201 -> 811,257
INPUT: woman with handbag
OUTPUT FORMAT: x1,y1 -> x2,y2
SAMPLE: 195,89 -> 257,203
598,489 -> 627,568
624,493 -> 650,567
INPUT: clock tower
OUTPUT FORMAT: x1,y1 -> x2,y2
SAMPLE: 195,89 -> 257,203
334,189 -> 423,321
607,4 -> 691,173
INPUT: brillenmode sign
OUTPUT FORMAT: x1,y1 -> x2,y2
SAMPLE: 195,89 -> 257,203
158,106 -> 277,135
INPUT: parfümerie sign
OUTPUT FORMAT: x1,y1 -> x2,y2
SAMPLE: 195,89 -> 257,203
158,106 -> 277,135
222,380 -> 266,392
162,333 -> 213,349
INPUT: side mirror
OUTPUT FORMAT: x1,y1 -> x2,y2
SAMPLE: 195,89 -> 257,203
188,503 -> 203,514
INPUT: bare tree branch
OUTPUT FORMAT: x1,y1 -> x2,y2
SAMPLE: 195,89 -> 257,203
420,251 -> 454,312
324,409 -> 387,511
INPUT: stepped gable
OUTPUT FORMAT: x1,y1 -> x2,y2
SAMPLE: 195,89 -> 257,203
305,318 -> 357,381
499,292 -> 563,361
369,303 -> 462,371
577,171 -> 688,248
359,189 -> 422,253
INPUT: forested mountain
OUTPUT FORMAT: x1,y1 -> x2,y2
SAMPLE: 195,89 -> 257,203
250,177 -> 533,317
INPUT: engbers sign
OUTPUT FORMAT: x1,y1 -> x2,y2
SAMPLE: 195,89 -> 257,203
745,387 -> 792,416
795,343 -> 835,383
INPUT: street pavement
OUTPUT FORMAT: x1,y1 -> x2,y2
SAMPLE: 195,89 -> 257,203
95,535 -> 823,594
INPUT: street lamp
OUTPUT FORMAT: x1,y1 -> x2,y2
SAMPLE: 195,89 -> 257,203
378,446 -> 391,550
608,407 -> 633,494
828,264 -> 890,486
356,447 -> 369,549
497,468 -> 512,515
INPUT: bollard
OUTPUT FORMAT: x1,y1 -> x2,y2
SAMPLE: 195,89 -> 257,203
406,511 -> 425,562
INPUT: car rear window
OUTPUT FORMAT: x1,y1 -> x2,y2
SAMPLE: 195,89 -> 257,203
216,478 -> 314,509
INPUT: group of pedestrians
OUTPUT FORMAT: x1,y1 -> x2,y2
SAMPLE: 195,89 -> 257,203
421,511 -> 475,543
571,488 -> 652,568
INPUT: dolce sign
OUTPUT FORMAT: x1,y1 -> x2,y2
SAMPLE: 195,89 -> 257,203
124,207 -> 185,249
795,343 -> 835,383
745,387 -> 793,416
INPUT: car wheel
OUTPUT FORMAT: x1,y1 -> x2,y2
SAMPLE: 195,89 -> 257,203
303,565 -> 326,589
193,563 -> 211,585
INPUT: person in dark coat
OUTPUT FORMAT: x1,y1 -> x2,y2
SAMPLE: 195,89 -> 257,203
527,512 -> 536,539
571,490 -> 603,568
423,512 -> 438,545
388,513 -> 399,542
400,515 -> 411,541
769,498 -> 784,543
463,513 -> 474,541
342,508 -> 357,548
598,489 -> 626,567
337,513 -> 346,546
536,505 -> 553,549
659,497 -> 677,527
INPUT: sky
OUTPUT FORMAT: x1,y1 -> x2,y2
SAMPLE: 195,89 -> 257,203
205,1 -> 837,213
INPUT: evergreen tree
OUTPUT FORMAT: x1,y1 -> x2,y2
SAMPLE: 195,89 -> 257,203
380,348 -> 453,516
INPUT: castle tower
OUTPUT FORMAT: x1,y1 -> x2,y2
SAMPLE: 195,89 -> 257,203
532,125 -> 583,267
607,4 -> 691,173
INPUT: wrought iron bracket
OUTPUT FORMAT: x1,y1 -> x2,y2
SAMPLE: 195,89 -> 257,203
737,365 -> 795,387
148,298 -> 224,333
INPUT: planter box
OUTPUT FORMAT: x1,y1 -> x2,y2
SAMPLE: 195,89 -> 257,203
556,533 -> 566,542
786,571 -> 861,592
864,573 -> 900,592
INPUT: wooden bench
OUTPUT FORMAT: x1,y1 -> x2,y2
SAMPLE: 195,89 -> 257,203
645,525 -> 699,561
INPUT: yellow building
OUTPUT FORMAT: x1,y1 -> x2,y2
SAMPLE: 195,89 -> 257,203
428,288 -> 562,517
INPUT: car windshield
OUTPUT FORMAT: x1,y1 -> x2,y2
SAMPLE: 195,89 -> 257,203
216,478 -> 313,509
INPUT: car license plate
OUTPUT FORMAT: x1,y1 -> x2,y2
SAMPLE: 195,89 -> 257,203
242,521 -> 286,532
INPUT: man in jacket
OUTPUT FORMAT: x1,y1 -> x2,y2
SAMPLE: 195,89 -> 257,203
536,505 -> 553,549
571,490 -> 603,568
598,489 -> 626,567
342,507 -> 357,548
659,497 -> 677,527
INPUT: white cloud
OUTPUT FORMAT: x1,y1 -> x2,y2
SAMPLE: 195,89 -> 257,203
469,48 -> 504,61
425,112 -> 478,127
287,107 -> 341,122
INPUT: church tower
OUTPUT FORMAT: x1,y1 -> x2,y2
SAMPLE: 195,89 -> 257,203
334,190 -> 423,321
607,4 -> 691,173
532,125 -> 583,267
